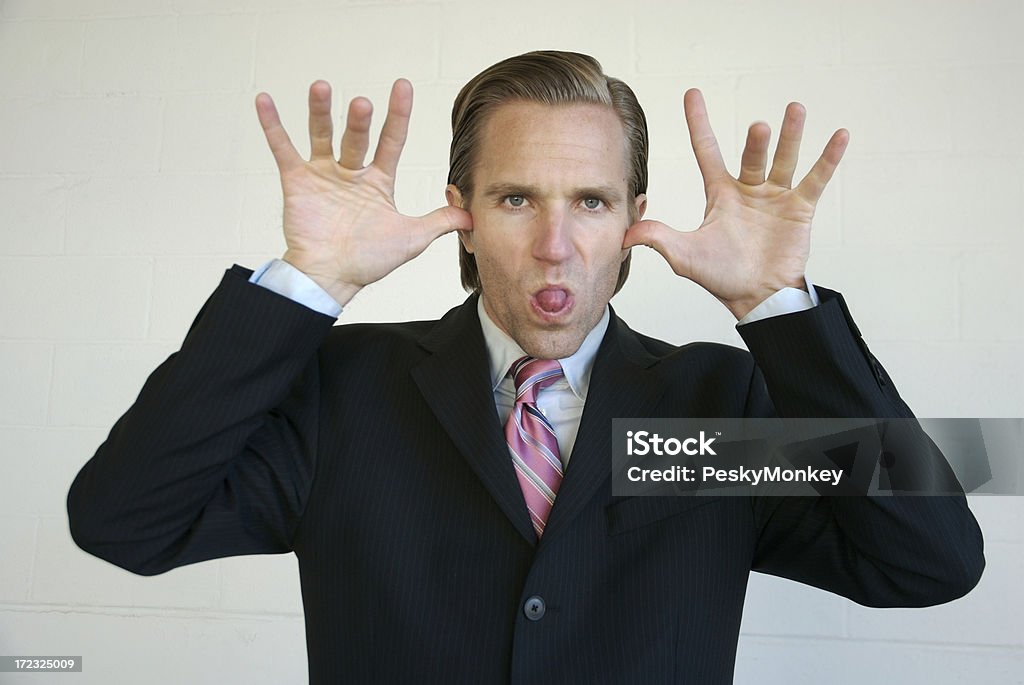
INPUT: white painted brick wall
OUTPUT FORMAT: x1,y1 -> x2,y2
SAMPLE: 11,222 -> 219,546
48,343 -> 179,427
0,177 -> 68,255
0,257 -> 153,339
0,97 -> 164,174
1,0 -> 1021,682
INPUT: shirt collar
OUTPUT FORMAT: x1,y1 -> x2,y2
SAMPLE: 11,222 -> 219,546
477,294 -> 609,401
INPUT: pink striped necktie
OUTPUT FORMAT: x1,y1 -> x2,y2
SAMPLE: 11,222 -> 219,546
504,356 -> 565,539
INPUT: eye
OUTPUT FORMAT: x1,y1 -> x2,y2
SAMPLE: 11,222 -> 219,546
504,195 -> 526,208
582,197 -> 604,210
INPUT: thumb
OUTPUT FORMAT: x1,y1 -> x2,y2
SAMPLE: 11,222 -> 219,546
623,219 -> 676,252
623,220 -> 696,279
418,205 -> 473,240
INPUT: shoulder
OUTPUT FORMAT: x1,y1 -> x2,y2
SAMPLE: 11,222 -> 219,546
612,317 -> 762,413
319,318 -> 437,364
617,318 -> 755,375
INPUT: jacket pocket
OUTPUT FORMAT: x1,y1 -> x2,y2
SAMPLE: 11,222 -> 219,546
605,495 -> 723,536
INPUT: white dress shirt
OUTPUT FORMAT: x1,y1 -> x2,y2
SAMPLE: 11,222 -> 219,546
477,296 -> 606,466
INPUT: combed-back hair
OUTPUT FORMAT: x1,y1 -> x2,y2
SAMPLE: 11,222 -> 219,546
448,50 -> 649,294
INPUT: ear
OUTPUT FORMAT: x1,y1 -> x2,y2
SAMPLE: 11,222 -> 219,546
633,193 -> 648,221
622,193 -> 648,261
446,184 -> 474,254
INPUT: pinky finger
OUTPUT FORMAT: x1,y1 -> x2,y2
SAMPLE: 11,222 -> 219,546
795,128 -> 850,204
255,93 -> 303,173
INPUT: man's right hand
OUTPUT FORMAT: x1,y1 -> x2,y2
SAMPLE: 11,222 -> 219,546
255,79 -> 472,307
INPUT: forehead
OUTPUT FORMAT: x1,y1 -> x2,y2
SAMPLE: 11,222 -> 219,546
474,101 -> 631,189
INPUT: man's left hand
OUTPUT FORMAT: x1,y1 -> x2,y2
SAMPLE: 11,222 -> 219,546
623,88 -> 849,320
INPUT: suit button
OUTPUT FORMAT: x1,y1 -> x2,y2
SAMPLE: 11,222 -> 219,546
524,596 -> 546,621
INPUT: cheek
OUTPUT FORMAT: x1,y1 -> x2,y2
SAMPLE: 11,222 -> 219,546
473,242 -> 515,287
587,230 -> 629,266
470,221 -> 525,266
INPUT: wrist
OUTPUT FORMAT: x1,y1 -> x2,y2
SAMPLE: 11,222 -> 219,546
723,280 -> 807,321
723,296 -> 764,322
281,251 -> 362,307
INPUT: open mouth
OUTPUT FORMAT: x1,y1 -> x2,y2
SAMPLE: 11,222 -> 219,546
531,287 -> 574,318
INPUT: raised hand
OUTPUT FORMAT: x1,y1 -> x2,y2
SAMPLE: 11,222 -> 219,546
623,89 -> 849,320
255,79 -> 472,306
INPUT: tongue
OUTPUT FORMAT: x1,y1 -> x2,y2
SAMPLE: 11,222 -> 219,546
536,289 -> 567,313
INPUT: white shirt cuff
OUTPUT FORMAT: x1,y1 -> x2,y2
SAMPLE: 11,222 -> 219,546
737,277 -> 819,326
249,259 -> 344,318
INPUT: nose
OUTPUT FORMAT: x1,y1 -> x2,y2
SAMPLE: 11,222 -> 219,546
531,208 -> 574,264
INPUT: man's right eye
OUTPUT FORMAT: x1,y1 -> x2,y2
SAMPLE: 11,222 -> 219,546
504,195 -> 526,208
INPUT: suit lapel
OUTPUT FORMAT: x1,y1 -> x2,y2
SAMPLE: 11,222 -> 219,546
542,311 -> 667,543
410,295 -> 537,545
411,298 -> 668,547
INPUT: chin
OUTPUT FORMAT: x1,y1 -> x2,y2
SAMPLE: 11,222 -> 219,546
519,331 -> 586,361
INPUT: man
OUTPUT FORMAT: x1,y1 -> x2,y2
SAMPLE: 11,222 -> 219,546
67,51 -> 984,683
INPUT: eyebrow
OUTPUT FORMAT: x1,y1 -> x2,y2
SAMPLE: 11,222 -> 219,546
480,182 -> 627,203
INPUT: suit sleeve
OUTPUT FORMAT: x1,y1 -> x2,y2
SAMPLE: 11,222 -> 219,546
66,265 -> 337,576
737,286 -> 985,607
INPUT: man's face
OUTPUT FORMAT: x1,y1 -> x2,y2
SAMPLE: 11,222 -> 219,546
448,102 -> 646,360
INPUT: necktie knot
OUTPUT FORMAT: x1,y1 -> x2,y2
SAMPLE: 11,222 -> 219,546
509,356 -> 564,405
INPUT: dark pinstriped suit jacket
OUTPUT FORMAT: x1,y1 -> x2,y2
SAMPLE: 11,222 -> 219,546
68,265 -> 984,684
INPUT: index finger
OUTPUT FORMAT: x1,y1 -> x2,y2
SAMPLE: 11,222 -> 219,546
371,79 -> 413,177
683,88 -> 729,185
794,128 -> 850,204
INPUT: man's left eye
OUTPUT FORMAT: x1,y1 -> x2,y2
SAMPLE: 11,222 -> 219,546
582,198 -> 604,210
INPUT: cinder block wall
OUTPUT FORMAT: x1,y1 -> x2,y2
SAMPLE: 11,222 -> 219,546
1,1 -> 1021,682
